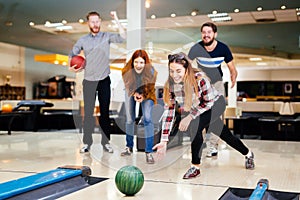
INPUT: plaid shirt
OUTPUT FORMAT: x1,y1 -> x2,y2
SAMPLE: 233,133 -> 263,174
161,71 -> 220,142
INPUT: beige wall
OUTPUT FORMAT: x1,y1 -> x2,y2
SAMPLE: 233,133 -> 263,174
270,69 -> 300,81
0,42 -> 25,86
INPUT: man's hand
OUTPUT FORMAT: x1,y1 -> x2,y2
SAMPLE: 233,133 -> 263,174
110,11 -> 126,39
110,11 -> 118,20
68,65 -> 84,73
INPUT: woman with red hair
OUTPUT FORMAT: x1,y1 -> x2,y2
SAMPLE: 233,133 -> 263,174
121,49 -> 158,164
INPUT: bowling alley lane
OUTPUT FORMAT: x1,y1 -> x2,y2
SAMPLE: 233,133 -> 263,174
0,131 -> 300,199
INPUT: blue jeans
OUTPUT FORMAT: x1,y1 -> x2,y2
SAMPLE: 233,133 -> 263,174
125,92 -> 154,153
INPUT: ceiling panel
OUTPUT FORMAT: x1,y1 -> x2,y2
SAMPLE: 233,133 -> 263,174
0,0 -> 299,68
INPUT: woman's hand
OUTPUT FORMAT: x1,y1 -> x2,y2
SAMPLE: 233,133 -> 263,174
179,115 -> 193,131
152,141 -> 167,161
133,92 -> 144,103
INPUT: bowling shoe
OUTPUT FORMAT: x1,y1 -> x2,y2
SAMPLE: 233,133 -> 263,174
103,143 -> 114,153
120,147 -> 133,156
183,166 -> 200,179
146,152 -> 155,164
245,151 -> 255,169
80,144 -> 90,153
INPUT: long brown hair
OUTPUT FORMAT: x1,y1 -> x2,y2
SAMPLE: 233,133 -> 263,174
122,49 -> 157,102
163,52 -> 199,111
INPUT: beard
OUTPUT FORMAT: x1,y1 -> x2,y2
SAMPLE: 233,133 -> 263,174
203,37 -> 214,46
90,26 -> 100,34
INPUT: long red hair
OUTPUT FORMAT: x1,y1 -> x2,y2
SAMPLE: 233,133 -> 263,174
122,49 -> 157,103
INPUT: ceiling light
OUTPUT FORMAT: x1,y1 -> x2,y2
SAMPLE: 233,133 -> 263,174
56,25 -> 73,31
44,22 -> 63,28
249,57 -> 262,61
257,7 -> 263,11
210,16 -> 232,22
5,21 -> 13,26
191,10 -> 198,16
208,13 -> 232,22
234,8 -> 240,13
170,13 -> 176,17
212,10 -> 218,15
62,20 -> 67,24
280,5 -> 286,10
145,0 -> 150,8
45,21 -> 50,26
208,13 -> 229,17
29,22 -> 35,26
78,19 -> 85,23
150,14 -> 156,19
256,62 -> 267,66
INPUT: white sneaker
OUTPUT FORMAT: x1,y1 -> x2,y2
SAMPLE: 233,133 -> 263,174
120,147 -> 132,156
80,144 -> 90,153
206,143 -> 218,157
103,143 -> 114,153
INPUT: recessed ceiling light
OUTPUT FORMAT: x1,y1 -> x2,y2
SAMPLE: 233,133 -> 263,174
257,7 -> 263,11
234,8 -> 240,13
29,22 -> 35,26
5,21 -> 13,26
62,20 -> 67,24
78,19 -> 84,23
45,22 -> 63,28
145,0 -> 150,8
208,13 -> 232,22
212,10 -> 218,15
280,5 -> 286,10
249,57 -> 262,61
150,14 -> 156,19
170,13 -> 176,17
56,25 -> 72,31
191,10 -> 198,16
256,62 -> 267,66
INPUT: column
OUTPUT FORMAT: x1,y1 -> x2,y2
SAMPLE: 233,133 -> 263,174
126,0 -> 146,60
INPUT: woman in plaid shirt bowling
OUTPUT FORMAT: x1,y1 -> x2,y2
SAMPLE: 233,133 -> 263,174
153,52 -> 255,179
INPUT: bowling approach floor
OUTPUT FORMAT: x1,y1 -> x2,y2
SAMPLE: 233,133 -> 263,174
0,130 -> 300,199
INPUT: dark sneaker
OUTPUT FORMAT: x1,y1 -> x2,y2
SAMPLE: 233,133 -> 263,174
146,153 -> 155,164
245,151 -> 255,170
103,143 -> 114,153
80,144 -> 90,153
183,166 -> 200,179
120,147 -> 132,156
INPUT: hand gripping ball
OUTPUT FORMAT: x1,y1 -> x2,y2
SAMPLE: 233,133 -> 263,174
70,55 -> 85,69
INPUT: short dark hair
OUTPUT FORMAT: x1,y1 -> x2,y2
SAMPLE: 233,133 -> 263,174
201,22 -> 217,33
86,11 -> 100,20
